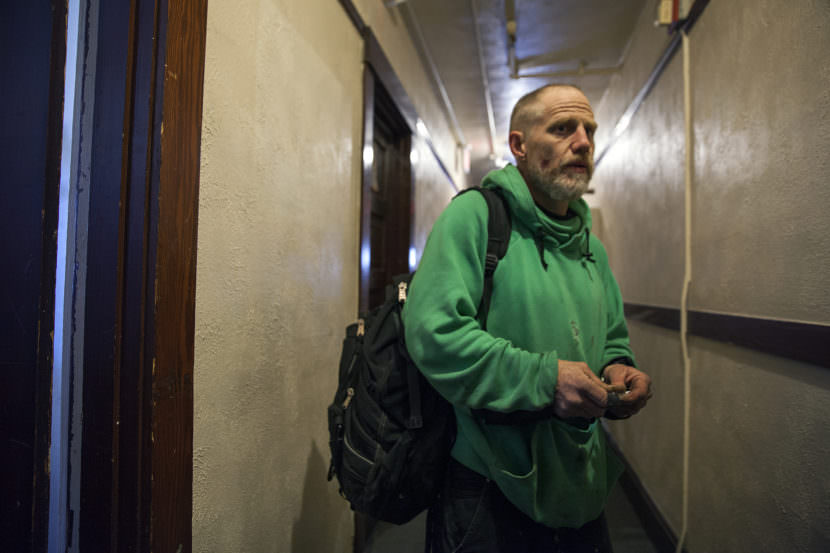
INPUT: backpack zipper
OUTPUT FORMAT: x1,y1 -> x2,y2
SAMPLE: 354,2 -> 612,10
398,281 -> 407,303
344,432 -> 374,467
342,387 -> 355,409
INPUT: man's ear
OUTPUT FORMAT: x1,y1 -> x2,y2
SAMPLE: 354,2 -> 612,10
509,130 -> 526,160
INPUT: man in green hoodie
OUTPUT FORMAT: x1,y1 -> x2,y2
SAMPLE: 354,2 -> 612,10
402,84 -> 652,552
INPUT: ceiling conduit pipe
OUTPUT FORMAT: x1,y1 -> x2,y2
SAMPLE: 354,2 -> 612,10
470,0 -> 497,160
518,64 -> 620,80
505,0 -> 518,79
401,2 -> 467,147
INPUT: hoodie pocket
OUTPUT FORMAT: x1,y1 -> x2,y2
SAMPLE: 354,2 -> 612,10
487,419 -> 613,528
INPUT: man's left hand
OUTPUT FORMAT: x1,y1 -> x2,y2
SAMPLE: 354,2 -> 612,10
602,364 -> 652,418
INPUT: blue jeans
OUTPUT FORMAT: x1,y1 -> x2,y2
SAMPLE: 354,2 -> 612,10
428,458 -> 613,553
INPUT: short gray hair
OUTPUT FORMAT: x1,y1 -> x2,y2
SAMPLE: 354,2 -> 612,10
509,84 -> 584,134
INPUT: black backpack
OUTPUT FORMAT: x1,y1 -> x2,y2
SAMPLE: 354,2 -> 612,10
326,187 -> 512,524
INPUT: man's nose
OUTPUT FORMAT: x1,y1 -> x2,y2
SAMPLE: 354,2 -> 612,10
571,125 -> 592,153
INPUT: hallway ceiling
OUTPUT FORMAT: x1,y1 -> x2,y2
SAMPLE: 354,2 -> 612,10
395,0 -> 648,184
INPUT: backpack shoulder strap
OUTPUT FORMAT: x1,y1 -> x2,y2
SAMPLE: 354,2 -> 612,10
455,187 -> 512,330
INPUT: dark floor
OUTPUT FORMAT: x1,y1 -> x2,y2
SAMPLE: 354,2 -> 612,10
604,482 -> 659,553
362,483 -> 659,553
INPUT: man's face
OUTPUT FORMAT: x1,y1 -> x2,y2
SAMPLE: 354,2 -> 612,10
515,87 -> 597,204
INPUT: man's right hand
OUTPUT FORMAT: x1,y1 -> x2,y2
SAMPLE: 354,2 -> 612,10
554,360 -> 609,419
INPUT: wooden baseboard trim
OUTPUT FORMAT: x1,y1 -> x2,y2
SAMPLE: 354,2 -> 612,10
623,303 -> 829,368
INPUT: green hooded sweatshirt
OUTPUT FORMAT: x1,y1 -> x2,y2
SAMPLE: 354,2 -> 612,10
402,164 -> 635,528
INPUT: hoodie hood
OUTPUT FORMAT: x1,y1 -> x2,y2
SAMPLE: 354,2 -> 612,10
481,164 -> 592,254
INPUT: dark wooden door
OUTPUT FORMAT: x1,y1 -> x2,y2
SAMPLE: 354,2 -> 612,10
363,77 -> 412,311
368,116 -> 412,308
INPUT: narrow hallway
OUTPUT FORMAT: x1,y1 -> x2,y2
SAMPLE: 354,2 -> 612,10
3,0 -> 828,551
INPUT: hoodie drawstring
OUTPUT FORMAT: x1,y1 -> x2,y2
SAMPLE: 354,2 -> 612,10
536,230 -> 593,269
583,229 -> 596,263
535,234 -> 549,270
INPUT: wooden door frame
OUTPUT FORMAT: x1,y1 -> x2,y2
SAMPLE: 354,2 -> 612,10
51,0 -> 207,551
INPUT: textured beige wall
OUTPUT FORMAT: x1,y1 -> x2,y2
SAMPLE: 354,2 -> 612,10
688,337 -> 830,552
690,0 -> 830,321
194,1 -> 458,552
411,138 -> 458,262
194,1 -> 362,551
604,320 -> 685,532
592,0 -> 830,551
592,5 -> 687,532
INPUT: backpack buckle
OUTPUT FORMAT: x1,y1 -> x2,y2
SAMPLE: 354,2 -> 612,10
484,252 -> 499,276
407,415 -> 423,429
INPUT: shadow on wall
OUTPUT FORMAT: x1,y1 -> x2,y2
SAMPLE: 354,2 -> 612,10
291,441 -> 351,553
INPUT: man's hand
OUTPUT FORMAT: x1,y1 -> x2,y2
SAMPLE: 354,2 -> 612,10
554,360 -> 609,419
602,363 -> 652,418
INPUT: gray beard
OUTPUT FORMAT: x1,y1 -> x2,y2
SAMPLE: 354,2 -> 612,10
525,165 -> 591,203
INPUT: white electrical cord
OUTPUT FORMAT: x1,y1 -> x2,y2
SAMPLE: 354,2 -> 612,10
676,29 -> 692,553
